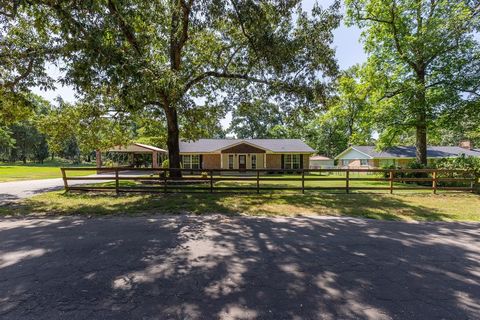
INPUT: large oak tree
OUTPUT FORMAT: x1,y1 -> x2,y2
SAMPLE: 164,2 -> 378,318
1,0 -> 340,175
346,0 -> 480,164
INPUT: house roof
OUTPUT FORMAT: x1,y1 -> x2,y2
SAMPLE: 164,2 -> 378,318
310,155 -> 332,161
179,139 -> 315,153
336,145 -> 480,159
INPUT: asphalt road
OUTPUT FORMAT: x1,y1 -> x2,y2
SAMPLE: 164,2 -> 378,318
0,178 -> 78,203
0,215 -> 479,319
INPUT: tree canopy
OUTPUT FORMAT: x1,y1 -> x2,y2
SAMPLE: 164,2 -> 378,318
1,0 -> 341,174
345,0 -> 480,164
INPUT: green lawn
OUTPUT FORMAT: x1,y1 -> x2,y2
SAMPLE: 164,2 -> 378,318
0,160 -> 95,182
2,189 -> 479,222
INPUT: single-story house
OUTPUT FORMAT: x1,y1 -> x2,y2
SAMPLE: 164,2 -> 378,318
335,142 -> 480,168
309,155 -> 334,169
179,139 -> 314,170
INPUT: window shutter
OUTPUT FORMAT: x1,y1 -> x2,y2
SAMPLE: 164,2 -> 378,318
281,154 -> 284,169
300,154 -> 304,169
199,155 -> 203,169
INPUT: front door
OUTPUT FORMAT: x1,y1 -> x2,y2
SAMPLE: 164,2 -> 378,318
238,155 -> 246,171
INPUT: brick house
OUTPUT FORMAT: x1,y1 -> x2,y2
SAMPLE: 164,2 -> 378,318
335,142 -> 480,169
179,139 -> 314,171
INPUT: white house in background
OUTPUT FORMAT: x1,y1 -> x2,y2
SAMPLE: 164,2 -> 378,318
309,155 -> 334,169
335,141 -> 480,169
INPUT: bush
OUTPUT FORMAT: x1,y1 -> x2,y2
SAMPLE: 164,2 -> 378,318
434,156 -> 480,189
434,155 -> 480,174
161,159 -> 169,168
381,161 -> 429,184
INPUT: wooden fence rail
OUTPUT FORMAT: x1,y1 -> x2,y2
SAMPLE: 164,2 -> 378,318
60,167 -> 479,194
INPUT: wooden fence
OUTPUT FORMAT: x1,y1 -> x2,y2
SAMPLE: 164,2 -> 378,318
61,167 -> 478,194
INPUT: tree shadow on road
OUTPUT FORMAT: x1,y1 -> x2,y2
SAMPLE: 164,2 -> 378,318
0,215 -> 479,319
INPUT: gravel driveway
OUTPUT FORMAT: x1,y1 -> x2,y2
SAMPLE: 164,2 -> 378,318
0,215 -> 479,319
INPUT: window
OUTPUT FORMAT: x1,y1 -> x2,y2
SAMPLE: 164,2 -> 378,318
181,155 -> 200,169
342,159 -> 350,166
251,154 -> 257,169
360,159 -> 368,166
228,155 -> 234,169
182,155 -> 191,168
284,154 -> 301,169
191,155 -> 200,169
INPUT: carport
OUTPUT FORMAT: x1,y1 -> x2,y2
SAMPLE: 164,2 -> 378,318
96,143 -> 167,168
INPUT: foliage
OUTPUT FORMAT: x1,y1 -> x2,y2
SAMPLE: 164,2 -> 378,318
1,0 -> 341,174
161,159 -> 169,169
345,0 -> 480,164
435,155 -> 480,174
37,102 -> 134,155
0,94 -> 51,163
228,99 -> 284,138
304,66 -> 373,157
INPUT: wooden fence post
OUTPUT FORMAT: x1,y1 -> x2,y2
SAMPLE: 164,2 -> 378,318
61,168 -> 69,192
256,170 -> 260,194
115,168 -> 119,194
346,170 -> 350,194
389,171 -> 394,194
210,170 -> 214,193
301,170 -> 305,194
432,171 -> 437,194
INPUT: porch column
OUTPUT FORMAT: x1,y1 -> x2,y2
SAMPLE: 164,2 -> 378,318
95,150 -> 102,168
152,151 -> 159,168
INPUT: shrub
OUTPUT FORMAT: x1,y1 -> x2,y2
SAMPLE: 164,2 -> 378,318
161,159 -> 169,168
434,156 -> 480,189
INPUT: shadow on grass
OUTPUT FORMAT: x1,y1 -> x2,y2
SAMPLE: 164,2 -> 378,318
2,189 -> 478,222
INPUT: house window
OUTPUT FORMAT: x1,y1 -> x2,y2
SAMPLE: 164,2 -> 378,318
284,154 -> 301,169
228,155 -> 234,169
251,154 -> 257,169
342,159 -> 350,166
181,155 -> 200,169
360,159 -> 368,166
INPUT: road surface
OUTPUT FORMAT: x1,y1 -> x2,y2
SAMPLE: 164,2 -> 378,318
0,215 -> 479,319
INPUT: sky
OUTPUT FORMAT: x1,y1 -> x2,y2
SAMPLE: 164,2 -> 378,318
31,0 -> 367,128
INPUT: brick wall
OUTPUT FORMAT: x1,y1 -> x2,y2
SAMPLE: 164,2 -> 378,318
266,154 -> 282,169
202,154 -> 221,169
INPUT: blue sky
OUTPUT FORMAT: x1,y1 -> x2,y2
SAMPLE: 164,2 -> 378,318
32,0 -> 367,127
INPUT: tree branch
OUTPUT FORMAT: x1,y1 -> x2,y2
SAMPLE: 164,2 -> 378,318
184,71 -> 269,93
107,0 -> 141,55
1,57 -> 35,89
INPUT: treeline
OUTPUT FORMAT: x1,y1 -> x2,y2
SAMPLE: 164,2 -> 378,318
0,96 -> 88,164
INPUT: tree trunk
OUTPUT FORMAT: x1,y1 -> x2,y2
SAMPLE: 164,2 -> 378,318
415,115 -> 427,165
165,106 -> 182,178
414,68 -> 428,165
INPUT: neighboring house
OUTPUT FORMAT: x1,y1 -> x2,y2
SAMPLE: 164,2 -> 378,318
335,142 -> 480,168
179,139 -> 314,170
309,155 -> 335,169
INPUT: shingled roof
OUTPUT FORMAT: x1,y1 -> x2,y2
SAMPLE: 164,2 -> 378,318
179,139 -> 315,153
337,145 -> 480,159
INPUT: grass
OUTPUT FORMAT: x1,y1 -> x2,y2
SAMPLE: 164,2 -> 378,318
0,160 -> 95,182
2,189 -> 479,222
76,172 -> 451,194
